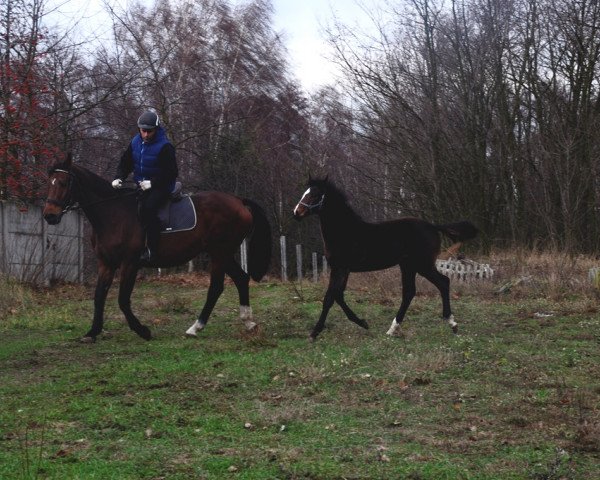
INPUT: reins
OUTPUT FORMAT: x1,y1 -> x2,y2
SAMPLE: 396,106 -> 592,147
46,168 -> 138,214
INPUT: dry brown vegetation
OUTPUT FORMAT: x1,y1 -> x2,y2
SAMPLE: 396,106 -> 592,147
347,249 -> 600,304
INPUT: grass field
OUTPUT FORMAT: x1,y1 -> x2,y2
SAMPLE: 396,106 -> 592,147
1,258 -> 600,479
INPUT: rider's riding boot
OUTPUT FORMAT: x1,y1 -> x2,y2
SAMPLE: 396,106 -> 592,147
140,222 -> 160,263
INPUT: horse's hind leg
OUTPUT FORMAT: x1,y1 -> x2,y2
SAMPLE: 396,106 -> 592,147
387,267 -> 416,336
84,262 -> 115,342
186,259 -> 225,337
118,263 -> 152,340
224,259 -> 257,331
420,267 -> 458,333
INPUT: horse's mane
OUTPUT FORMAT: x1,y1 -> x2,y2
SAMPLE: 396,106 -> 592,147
50,159 -> 130,198
310,176 -> 364,223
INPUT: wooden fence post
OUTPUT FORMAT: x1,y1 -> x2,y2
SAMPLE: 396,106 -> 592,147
296,244 -> 303,281
312,252 -> 318,282
280,235 -> 287,281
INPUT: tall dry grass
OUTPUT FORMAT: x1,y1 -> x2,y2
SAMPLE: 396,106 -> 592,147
0,274 -> 34,321
345,249 -> 600,304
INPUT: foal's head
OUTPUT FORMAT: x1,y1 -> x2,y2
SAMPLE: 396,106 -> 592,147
293,175 -> 351,220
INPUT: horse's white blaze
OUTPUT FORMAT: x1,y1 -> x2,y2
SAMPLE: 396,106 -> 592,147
51,178 -> 56,185
386,318 -> 401,336
240,305 -> 256,330
293,188 -> 311,216
185,320 -> 205,337
447,314 -> 458,328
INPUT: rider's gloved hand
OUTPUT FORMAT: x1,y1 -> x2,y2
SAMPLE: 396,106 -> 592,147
139,180 -> 152,191
112,179 -> 123,189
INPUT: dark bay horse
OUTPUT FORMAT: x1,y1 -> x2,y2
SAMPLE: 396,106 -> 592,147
293,176 -> 478,340
43,154 -> 271,342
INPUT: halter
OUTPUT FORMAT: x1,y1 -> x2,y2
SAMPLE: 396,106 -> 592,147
298,192 -> 325,212
46,168 -> 78,213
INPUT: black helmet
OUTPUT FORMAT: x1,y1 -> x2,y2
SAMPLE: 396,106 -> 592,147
137,111 -> 159,129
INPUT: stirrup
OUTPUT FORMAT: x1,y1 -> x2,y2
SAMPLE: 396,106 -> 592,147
139,247 -> 153,263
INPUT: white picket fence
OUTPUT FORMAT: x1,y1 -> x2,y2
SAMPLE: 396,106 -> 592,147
435,258 -> 495,282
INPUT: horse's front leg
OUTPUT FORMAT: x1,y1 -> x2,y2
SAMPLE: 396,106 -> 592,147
186,258 -> 226,337
83,262 -> 115,343
118,262 -> 152,340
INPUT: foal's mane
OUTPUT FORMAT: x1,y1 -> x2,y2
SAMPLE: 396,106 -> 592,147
310,176 -> 364,223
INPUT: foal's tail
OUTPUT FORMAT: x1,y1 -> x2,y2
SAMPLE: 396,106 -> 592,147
435,220 -> 479,243
243,199 -> 272,281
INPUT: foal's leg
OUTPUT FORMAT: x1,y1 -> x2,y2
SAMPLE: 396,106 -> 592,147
186,258 -> 226,337
83,262 -> 115,342
334,271 -> 369,331
311,267 -> 367,340
117,262 -> 152,340
225,258 -> 257,331
387,267 -> 416,336
419,266 -> 458,333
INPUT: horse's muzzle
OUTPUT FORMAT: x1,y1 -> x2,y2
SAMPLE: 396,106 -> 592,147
43,212 -> 63,225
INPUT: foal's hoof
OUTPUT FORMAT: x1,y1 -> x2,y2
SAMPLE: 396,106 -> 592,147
452,325 -> 459,335
358,319 -> 369,330
137,326 -> 152,341
80,336 -> 96,344
185,332 -> 198,338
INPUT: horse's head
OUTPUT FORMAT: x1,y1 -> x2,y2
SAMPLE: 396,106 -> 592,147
43,153 -> 76,225
293,175 -> 328,220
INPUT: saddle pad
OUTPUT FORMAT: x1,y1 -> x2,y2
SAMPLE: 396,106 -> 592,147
157,195 -> 197,233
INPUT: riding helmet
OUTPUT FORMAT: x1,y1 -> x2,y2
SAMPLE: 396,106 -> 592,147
137,111 -> 160,129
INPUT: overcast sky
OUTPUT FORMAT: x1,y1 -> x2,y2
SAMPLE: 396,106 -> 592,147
268,0 -> 371,91
45,0 -> 374,93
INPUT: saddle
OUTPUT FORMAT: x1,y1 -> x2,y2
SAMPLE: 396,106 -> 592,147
156,182 -> 197,233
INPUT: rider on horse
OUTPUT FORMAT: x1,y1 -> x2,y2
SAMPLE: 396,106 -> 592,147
112,110 -> 178,263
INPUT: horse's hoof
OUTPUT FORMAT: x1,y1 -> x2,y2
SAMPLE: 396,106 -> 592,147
359,320 -> 369,330
185,332 -> 198,338
452,326 -> 459,335
244,321 -> 258,332
80,336 -> 96,344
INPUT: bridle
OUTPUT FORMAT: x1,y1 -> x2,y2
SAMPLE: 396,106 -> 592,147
298,189 -> 325,212
46,167 -> 139,215
46,168 -> 78,213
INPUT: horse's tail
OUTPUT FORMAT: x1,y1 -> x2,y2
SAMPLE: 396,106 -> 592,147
243,199 -> 272,281
435,220 -> 479,243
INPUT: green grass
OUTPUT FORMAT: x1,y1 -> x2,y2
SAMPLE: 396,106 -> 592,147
1,274 -> 599,479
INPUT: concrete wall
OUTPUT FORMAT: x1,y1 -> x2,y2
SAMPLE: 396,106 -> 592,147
0,202 -> 83,284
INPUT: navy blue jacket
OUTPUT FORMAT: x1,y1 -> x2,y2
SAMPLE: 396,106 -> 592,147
116,127 -> 177,192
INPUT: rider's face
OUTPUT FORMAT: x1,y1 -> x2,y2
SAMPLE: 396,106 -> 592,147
140,128 -> 157,142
